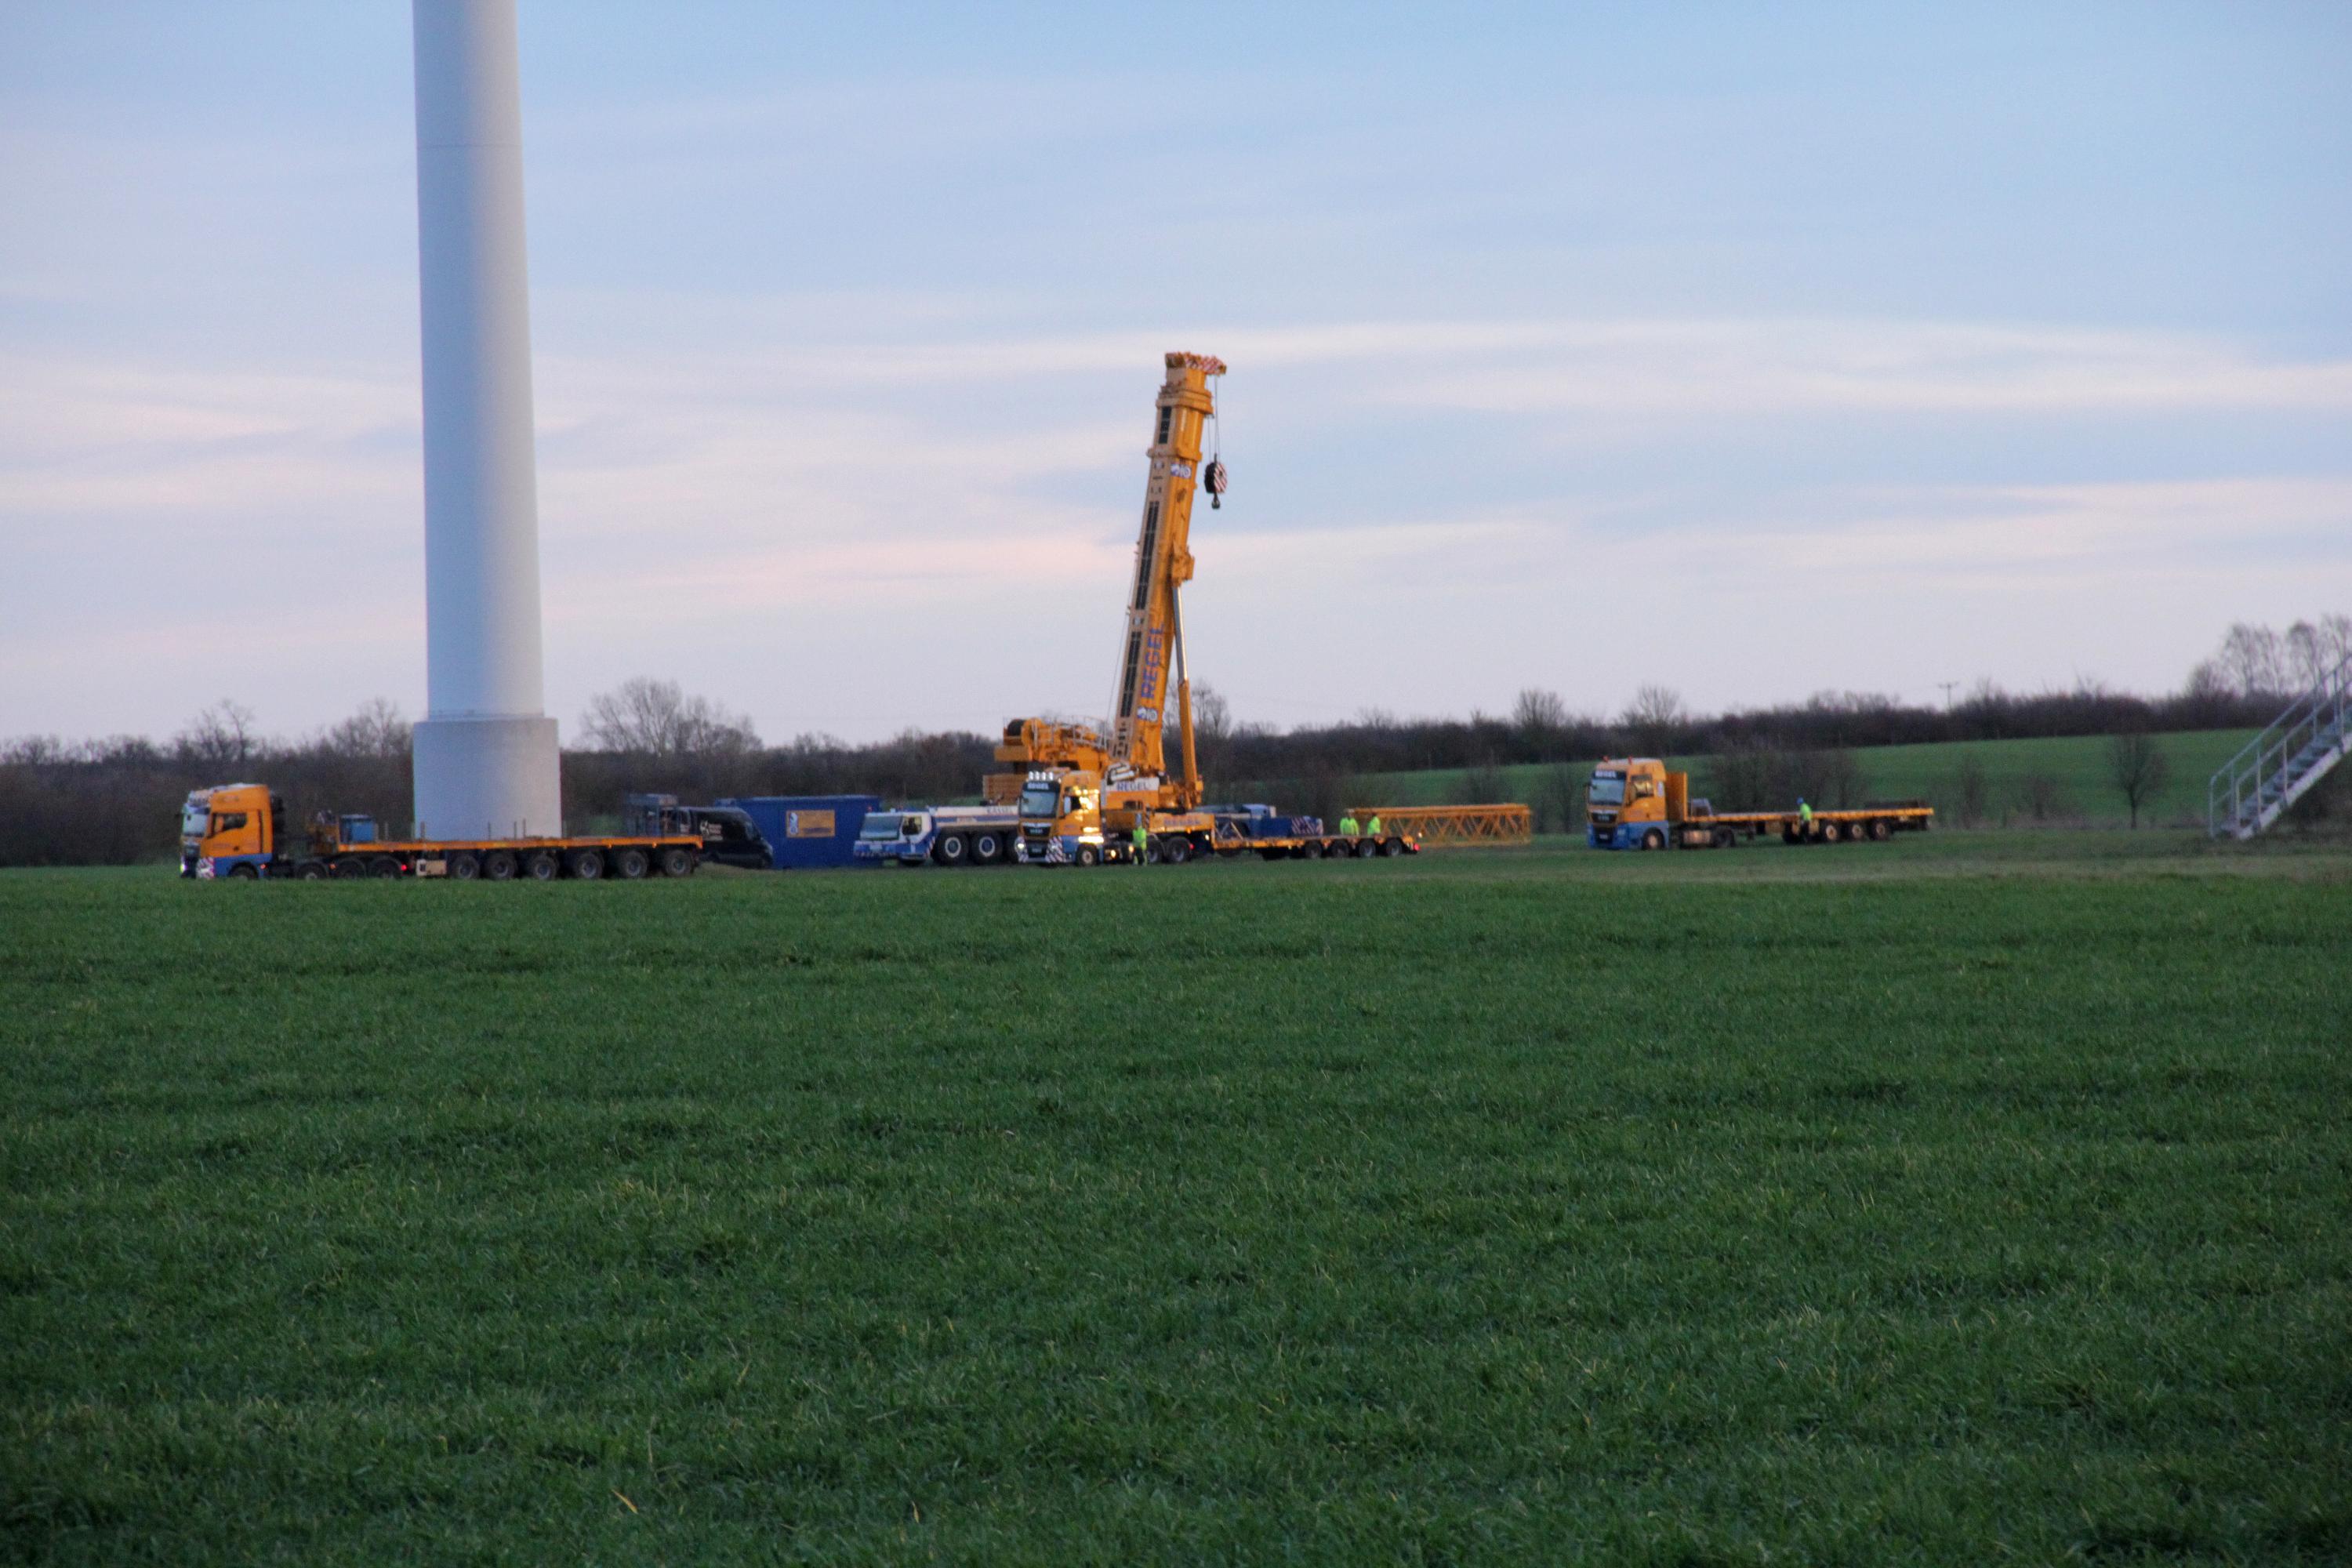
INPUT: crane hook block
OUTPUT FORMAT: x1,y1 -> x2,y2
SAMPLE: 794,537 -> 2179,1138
1204,457 -> 1229,510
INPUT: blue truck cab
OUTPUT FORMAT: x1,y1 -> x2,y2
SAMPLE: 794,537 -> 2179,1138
855,808 -> 938,866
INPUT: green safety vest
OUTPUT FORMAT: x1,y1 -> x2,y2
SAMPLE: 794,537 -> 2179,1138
1367,816 -> 1382,835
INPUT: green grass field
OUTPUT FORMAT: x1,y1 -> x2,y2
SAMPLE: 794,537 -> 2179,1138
1351,728 -> 2257,826
5,834 -> 2349,1563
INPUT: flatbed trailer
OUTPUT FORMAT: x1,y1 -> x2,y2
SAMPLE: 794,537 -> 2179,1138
1214,824 -> 1421,861
297,833 -> 705,881
1609,804 -> 1936,851
1584,759 -> 1935,850
181,783 -> 704,881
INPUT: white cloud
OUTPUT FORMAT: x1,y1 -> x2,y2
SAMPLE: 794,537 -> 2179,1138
5,315 -> 2349,740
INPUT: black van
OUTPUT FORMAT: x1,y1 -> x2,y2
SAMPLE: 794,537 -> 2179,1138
624,795 -> 773,869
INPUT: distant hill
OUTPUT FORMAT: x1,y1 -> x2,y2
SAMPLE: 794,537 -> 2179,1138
1345,728 -> 2256,829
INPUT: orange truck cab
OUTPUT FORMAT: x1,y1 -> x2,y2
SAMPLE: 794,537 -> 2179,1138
1586,759 -> 1708,851
180,783 -> 291,878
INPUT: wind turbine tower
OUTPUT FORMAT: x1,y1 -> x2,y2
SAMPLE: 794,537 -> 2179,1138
408,0 -> 562,839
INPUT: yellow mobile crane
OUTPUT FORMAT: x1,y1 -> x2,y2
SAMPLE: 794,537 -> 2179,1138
1008,354 -> 1418,866
1010,351 -> 1221,862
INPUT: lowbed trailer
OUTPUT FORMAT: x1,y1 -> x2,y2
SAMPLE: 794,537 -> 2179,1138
180,783 -> 704,881
1015,795 -> 1421,865
1585,759 -> 1934,850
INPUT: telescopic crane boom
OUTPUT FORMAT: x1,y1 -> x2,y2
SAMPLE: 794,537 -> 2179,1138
1106,351 -> 1222,811
993,351 -> 1225,811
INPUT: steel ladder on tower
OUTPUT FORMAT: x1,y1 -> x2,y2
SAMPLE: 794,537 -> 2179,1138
2208,648 -> 2352,838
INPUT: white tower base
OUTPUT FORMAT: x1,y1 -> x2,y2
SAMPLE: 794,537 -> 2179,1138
413,715 -> 561,840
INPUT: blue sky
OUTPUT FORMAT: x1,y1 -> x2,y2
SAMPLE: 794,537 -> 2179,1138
4,2 -> 2349,743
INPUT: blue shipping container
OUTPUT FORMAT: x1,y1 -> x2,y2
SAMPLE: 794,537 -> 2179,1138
717,795 -> 880,869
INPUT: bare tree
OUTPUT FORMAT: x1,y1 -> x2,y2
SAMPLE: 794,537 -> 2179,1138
2285,621 -> 2325,691
325,697 -> 411,759
173,700 -> 259,768
2321,613 -> 2352,670
2182,659 -> 2232,702
1950,756 -> 1991,827
2219,622 -> 2287,698
580,677 -> 758,757
1620,684 -> 1687,757
2107,728 -> 2171,829
1457,757 -> 1511,804
1512,687 -> 1568,748
1536,762 -> 1585,834
1190,683 -> 1233,746
2016,770 -> 2068,822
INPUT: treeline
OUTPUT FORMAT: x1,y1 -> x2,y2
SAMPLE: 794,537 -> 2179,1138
5,616 -> 2343,865
0,695 -> 996,868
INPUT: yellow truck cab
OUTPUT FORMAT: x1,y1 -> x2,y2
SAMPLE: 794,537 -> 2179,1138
1016,770 -> 1116,866
1585,759 -> 1704,851
180,783 -> 289,877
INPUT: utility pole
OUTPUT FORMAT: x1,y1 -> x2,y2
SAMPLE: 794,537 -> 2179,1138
1936,681 -> 1959,711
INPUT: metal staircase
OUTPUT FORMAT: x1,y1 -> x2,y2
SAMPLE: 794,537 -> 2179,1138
2209,649 -> 2352,838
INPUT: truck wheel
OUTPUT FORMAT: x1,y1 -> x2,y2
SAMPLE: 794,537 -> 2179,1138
524,851 -> 559,881
972,830 -> 1004,864
484,850 -> 518,881
568,848 -> 605,880
332,857 -> 365,879
296,860 -> 329,880
447,852 -> 481,880
615,848 -> 651,880
1641,829 -> 1666,851
229,863 -> 260,880
656,846 -> 694,878
369,858 -> 401,878
1163,835 -> 1193,865
1076,844 -> 1102,867
938,833 -> 967,866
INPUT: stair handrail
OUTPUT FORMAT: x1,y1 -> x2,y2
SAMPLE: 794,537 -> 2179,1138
2209,648 -> 2352,836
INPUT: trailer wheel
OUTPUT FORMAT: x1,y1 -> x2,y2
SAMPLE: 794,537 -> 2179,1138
1819,822 -> 1842,844
483,850 -> 518,880
1641,829 -> 1666,851
937,833 -> 967,866
447,852 -> 481,880
615,847 -> 651,880
1871,818 -> 1892,841
369,858 -> 401,879
296,860 -> 330,880
524,851 -> 559,881
657,846 -> 694,878
972,830 -> 1004,864
568,848 -> 604,880
1075,844 -> 1102,867
1380,837 -> 1403,856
